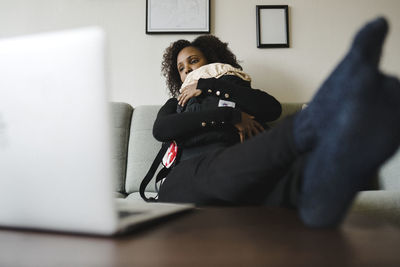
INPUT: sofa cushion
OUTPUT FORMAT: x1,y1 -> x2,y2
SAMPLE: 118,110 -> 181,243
352,190 -> 400,225
125,192 -> 159,202
110,102 -> 133,194
125,105 -> 163,194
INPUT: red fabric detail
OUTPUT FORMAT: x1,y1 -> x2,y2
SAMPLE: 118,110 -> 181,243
162,141 -> 178,168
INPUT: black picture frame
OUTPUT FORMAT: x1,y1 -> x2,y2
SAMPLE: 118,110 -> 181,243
256,5 -> 289,48
146,0 -> 211,34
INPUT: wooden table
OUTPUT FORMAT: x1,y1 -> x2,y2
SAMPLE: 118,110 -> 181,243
1,207 -> 400,266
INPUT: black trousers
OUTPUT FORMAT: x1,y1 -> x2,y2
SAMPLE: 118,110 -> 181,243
158,116 -> 306,207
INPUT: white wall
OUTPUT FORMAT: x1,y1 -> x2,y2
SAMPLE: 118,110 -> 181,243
1,0 -> 399,106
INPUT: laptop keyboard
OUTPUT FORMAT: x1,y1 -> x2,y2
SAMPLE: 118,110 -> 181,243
118,210 -> 146,219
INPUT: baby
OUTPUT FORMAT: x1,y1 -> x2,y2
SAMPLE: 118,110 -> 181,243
177,63 -> 252,113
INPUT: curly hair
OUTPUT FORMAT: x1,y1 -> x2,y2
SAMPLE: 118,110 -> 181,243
161,35 -> 243,97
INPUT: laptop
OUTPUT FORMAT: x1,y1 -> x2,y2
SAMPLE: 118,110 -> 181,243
0,27 -> 193,235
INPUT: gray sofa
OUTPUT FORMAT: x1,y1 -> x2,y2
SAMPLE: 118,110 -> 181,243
111,102 -> 400,223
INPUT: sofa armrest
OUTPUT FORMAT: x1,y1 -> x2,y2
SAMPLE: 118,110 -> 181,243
110,102 -> 133,195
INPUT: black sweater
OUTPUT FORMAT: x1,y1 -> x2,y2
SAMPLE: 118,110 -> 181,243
153,76 -> 282,146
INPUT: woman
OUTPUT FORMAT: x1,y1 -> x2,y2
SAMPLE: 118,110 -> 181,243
151,17 -> 400,228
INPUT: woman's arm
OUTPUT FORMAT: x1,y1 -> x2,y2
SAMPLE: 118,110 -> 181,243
153,98 -> 241,142
196,76 -> 282,122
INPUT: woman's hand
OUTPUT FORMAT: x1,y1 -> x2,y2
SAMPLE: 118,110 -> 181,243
234,112 -> 265,143
178,81 -> 202,106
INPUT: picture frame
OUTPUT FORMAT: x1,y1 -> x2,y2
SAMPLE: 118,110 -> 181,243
256,5 -> 289,48
146,0 -> 210,34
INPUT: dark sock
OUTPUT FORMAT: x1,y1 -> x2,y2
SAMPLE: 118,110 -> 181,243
295,17 -> 400,227
299,71 -> 400,228
293,17 -> 389,153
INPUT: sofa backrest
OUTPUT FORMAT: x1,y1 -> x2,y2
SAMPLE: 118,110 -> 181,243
380,150 -> 400,190
125,105 -> 163,194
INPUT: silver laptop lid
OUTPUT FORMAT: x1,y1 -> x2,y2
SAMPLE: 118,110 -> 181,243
0,28 -> 118,234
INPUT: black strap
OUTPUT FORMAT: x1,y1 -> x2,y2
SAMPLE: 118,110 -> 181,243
139,143 -> 169,202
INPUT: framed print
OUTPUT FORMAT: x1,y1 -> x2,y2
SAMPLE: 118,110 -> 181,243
256,5 -> 289,48
146,0 -> 210,34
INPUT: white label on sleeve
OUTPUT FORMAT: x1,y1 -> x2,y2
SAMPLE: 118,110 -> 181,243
218,99 -> 236,108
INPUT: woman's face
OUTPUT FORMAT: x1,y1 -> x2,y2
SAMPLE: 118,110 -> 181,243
177,46 -> 208,83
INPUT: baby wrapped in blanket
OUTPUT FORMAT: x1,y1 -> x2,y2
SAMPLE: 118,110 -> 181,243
176,63 -> 255,148
177,63 -> 252,113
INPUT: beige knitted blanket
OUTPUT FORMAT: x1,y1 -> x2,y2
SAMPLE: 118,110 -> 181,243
180,63 -> 251,93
